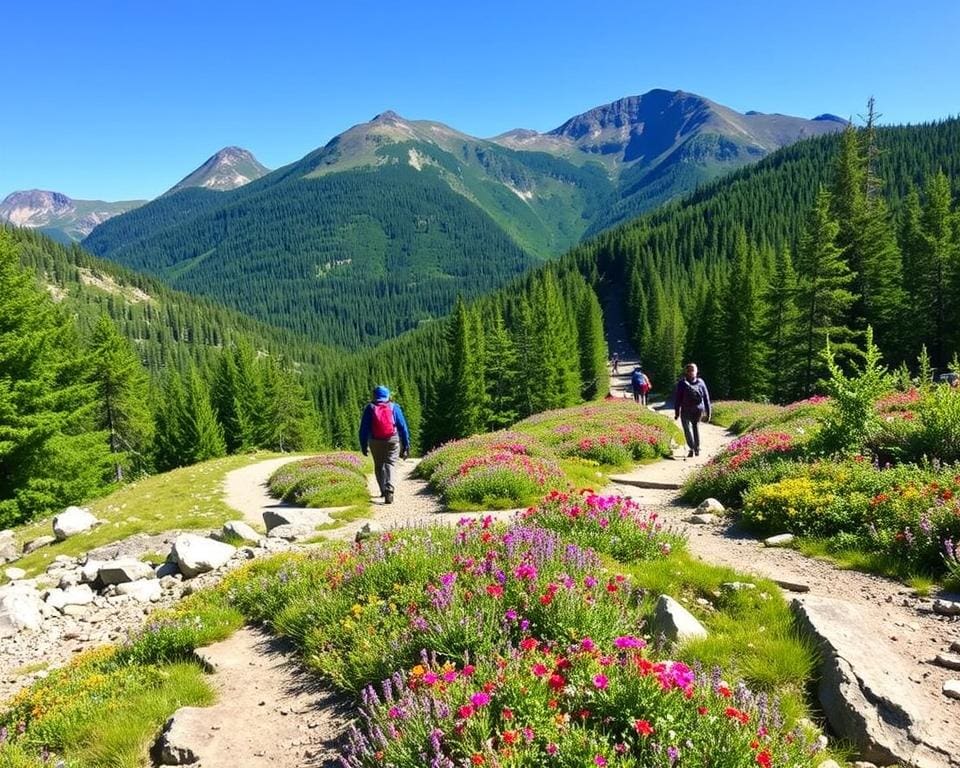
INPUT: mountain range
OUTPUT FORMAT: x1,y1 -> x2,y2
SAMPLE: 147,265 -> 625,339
75,89 -> 844,348
0,147 -> 270,243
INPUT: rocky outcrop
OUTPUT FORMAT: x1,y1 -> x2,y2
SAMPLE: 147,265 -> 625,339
653,595 -> 708,645
218,520 -> 263,544
262,508 -> 332,533
23,535 -> 55,554
0,530 -> 18,563
170,534 -> 236,578
98,559 -> 155,585
52,506 -> 99,540
0,583 -> 44,637
793,594 -> 956,767
153,708 -> 205,764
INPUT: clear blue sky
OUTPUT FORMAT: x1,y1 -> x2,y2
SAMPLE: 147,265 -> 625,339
3,0 -> 958,201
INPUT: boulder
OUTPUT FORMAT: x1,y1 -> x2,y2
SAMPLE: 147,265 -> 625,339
934,652 -> 960,671
944,680 -> 960,701
0,584 -> 44,637
152,708 -> 205,765
696,498 -> 725,514
0,530 -> 18,563
262,507 -> 332,532
793,594 -> 953,767
23,535 -> 56,554
355,521 -> 383,542
45,584 -> 95,611
52,506 -> 99,540
684,513 -> 717,525
171,534 -> 235,578
116,579 -> 162,603
220,520 -> 263,543
932,599 -> 960,616
763,533 -> 795,547
79,559 -> 105,584
653,595 -> 708,645
721,581 -> 756,592
98,559 -> 155,585
817,761 -> 841,768
266,523 -> 319,542
4,567 -> 26,581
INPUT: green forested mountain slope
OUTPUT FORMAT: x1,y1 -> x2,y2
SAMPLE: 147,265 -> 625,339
83,91 -> 837,348
562,116 -> 960,399
9,225 -> 335,372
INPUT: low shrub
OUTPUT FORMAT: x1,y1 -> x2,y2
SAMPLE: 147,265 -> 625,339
268,452 -> 369,508
520,489 -> 684,562
710,401 -> 785,434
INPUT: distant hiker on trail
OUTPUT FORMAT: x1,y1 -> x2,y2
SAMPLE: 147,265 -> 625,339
359,385 -> 410,504
630,366 -> 651,406
611,352 -> 620,374
673,363 -> 711,458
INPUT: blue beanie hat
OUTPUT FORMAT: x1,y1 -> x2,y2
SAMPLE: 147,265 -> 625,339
373,385 -> 390,402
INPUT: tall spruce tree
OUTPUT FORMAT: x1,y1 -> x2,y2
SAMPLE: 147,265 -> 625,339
0,232 -> 112,524
532,273 -> 580,410
183,365 -> 226,462
762,248 -> 802,401
577,287 -> 609,400
260,357 -> 319,452
723,230 -> 767,400
89,315 -> 154,481
794,188 -> 856,394
482,305 -> 520,429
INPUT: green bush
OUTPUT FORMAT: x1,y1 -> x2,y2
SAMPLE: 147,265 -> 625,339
268,452 -> 369,508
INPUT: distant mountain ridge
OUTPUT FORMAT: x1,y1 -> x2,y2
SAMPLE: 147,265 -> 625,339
0,190 -> 146,242
81,88 -> 844,348
1,147 -> 268,242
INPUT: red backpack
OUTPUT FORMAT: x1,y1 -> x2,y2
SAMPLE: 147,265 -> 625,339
371,402 -> 396,439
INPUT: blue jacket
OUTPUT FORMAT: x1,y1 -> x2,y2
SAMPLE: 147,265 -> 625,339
673,377 -> 711,419
359,401 -> 410,452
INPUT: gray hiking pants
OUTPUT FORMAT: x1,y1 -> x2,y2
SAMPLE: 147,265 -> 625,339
680,410 -> 702,452
369,437 -> 400,495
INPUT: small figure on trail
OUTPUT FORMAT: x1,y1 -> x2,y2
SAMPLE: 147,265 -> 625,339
611,352 -> 620,374
673,363 -> 711,458
359,385 -> 411,504
630,366 -> 651,406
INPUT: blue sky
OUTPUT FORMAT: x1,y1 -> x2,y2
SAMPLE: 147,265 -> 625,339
3,0 -> 958,200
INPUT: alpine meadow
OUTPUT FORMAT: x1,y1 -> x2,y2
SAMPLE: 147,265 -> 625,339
3,5 -> 960,767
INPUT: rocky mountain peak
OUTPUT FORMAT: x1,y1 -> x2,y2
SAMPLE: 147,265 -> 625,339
163,147 -> 270,196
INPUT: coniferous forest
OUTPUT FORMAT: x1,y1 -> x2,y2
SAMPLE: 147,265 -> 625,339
4,109 -> 960,526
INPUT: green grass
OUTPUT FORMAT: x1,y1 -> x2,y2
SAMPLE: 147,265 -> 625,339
791,537 -> 940,585
64,662 -> 213,768
6,453 -> 281,581
612,550 -> 818,725
311,504 -> 376,535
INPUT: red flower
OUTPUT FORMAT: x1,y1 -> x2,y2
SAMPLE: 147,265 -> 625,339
471,755 -> 486,766
634,719 -> 654,736
547,673 -> 566,692
756,751 -> 772,768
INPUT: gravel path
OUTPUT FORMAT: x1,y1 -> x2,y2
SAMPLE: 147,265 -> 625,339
604,418 -> 960,755
222,455 -> 311,528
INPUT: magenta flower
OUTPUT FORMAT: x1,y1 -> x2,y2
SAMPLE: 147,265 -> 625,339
470,692 -> 491,707
593,673 -> 608,690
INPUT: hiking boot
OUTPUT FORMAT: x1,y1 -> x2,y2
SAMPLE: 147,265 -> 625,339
687,449 -> 695,458
694,448 -> 700,456
384,490 -> 394,504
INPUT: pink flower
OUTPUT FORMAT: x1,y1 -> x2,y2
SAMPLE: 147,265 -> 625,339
613,635 -> 645,649
581,637 -> 596,652
594,756 -> 607,766
592,673 -> 608,690
470,692 -> 491,708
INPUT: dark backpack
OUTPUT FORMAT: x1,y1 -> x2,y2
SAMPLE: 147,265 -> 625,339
371,403 -> 396,439
681,379 -> 703,408
631,371 -> 647,389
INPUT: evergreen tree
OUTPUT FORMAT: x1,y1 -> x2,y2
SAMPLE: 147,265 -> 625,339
511,296 -> 539,420
428,298 -> 486,443
762,248 -> 802,401
723,231 -> 767,400
577,287 -> 609,400
532,273 -> 580,410
260,357 -> 319,452
793,188 -> 856,394
0,232 -> 112,524
89,315 -> 154,481
153,370 -> 189,470
482,306 -> 520,429
918,171 -> 957,367
183,365 -> 226,462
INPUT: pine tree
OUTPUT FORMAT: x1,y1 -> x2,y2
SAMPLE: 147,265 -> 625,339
183,365 -> 226,462
723,231 -> 767,400
482,306 -> 519,428
919,171 -> 957,367
576,286 -> 609,400
153,369 -> 189,470
89,315 -> 154,481
794,188 -> 856,394
762,248 -> 802,401
511,296 -> 539,419
260,357 -> 319,452
428,298 -> 486,443
0,232 -> 112,524
532,273 -> 580,409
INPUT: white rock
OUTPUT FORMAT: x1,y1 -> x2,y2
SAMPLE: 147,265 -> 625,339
0,529 -> 18,562
266,523 -> 319,542
653,594 -> 708,644
52,506 -> 99,540
262,508 -> 332,532
98,559 -> 155,585
45,584 -> 95,610
116,580 -> 162,603
721,581 -> 756,591
4,567 -> 26,581
171,534 -> 235,578
684,513 -> 717,525
62,603 -> 89,618
764,533 -> 795,547
0,584 -> 44,637
696,498 -> 725,514
934,652 -> 960,671
817,761 -> 840,768
221,520 -> 262,543
79,559 -> 105,583
944,680 -> 960,700
932,599 -> 960,616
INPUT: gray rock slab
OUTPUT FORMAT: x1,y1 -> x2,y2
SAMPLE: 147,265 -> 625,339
52,506 -> 99,540
0,584 -> 44,637
45,584 -> 94,610
684,513 -> 717,525
4,567 -> 26,581
933,599 -> 960,616
266,523 -> 320,542
793,594 -> 953,767
773,577 -> 810,593
171,534 -> 235,578
262,507 -> 333,532
220,520 -> 263,543
934,652 -> 960,671
98,559 -> 155,585
764,533 -> 795,547
0,530 -> 19,563
653,594 -> 708,645
23,535 -> 55,554
944,680 -> 960,701
153,708 -> 206,765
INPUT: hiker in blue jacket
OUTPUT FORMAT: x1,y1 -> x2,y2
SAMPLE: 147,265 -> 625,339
359,385 -> 411,504
673,363 -> 711,458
